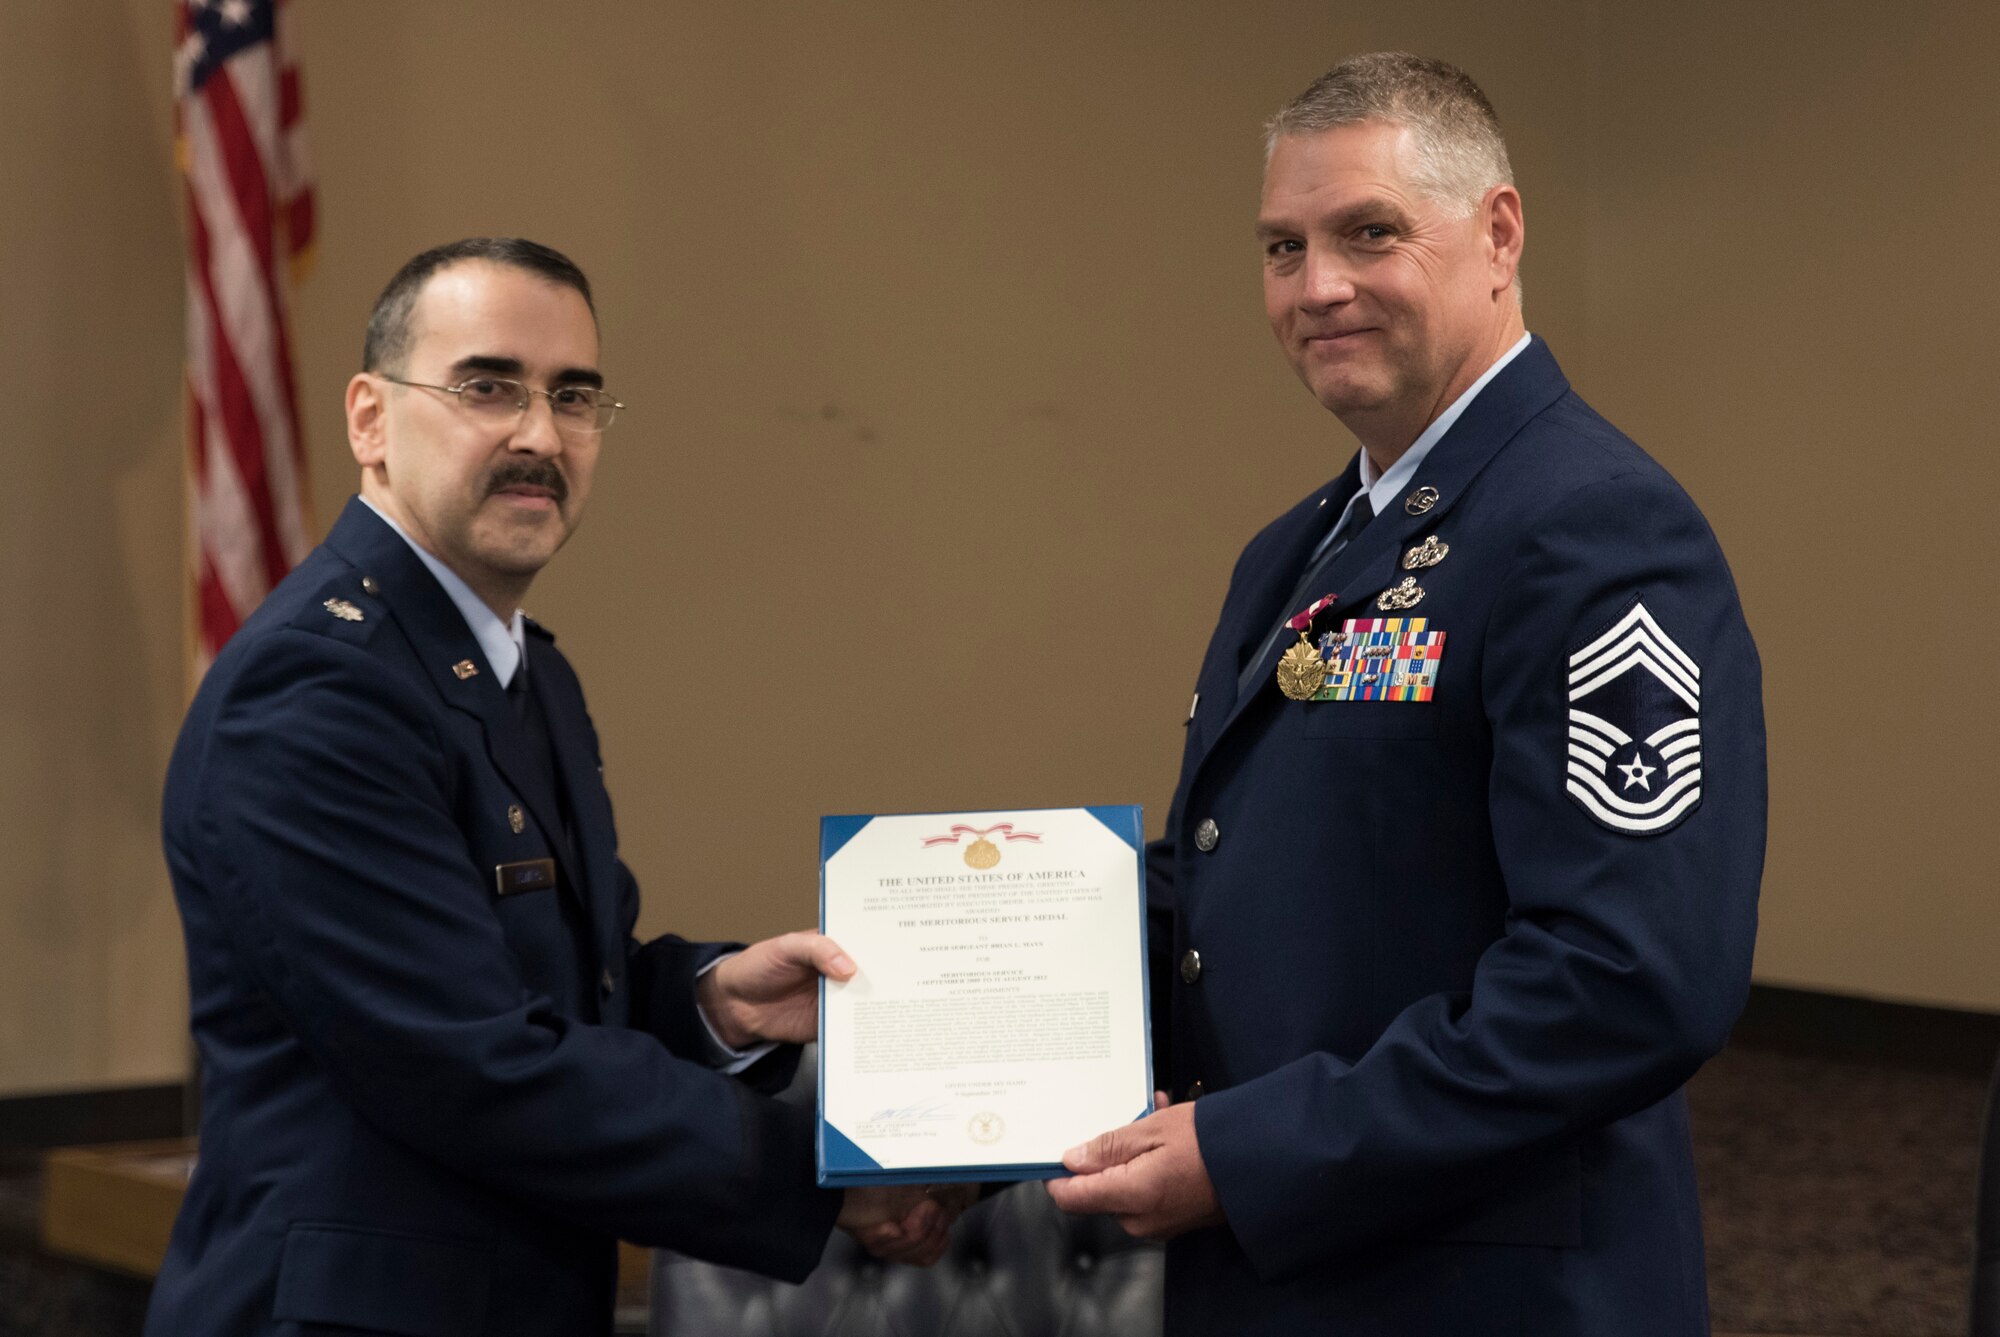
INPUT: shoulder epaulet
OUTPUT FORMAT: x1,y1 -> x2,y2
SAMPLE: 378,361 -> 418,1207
284,570 -> 388,646
523,615 -> 556,644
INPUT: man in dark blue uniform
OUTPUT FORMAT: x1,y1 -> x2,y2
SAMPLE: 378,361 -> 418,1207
148,239 -> 954,1336
1048,55 -> 1765,1336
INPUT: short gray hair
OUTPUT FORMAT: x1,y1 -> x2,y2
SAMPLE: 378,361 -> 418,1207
1266,53 -> 1513,221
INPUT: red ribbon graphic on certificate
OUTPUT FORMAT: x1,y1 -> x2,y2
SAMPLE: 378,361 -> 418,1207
921,823 -> 1043,869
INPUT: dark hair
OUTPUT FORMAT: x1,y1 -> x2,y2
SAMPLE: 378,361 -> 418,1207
361,237 -> 596,373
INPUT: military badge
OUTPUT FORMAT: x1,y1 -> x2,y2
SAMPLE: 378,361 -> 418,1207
1286,594 -> 1340,634
1276,636 -> 1329,701
322,598 -> 364,622
1403,535 -> 1449,570
1313,618 -> 1445,701
1274,593 -> 1341,700
1376,577 -> 1425,612
1564,601 -> 1701,835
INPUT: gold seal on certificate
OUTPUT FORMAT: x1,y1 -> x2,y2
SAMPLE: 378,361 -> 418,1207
817,806 -> 1153,1186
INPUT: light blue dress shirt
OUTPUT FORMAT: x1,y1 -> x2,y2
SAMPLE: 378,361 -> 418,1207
359,496 -> 528,688
1308,331 -> 1533,565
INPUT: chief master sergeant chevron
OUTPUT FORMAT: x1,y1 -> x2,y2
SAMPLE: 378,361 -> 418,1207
147,238 -> 961,1337
1047,54 -> 1765,1336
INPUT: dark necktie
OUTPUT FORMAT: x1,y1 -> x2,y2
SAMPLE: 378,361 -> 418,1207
507,666 -> 575,851
505,664 -> 532,723
1237,491 -> 1376,696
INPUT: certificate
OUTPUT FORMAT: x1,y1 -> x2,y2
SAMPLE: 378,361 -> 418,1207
817,806 -> 1152,1185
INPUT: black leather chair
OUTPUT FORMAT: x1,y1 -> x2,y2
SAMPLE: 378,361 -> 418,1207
1974,1050 -> 2000,1337
650,1047 -> 1163,1337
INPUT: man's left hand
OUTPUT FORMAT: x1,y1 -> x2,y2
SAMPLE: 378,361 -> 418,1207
1044,1094 -> 1224,1240
696,930 -> 855,1048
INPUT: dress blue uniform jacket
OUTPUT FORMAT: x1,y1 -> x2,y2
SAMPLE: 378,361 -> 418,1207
1152,339 -> 1765,1336
147,499 -> 840,1336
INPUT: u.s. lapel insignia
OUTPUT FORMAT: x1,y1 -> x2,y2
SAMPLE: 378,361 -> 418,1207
1404,485 -> 1440,515
323,598 -> 364,622
1376,577 -> 1425,611
1564,601 -> 1702,835
507,803 -> 525,834
452,659 -> 479,680
1276,634 -> 1329,701
1402,535 -> 1449,570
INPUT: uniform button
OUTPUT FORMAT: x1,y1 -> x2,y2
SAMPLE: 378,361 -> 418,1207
1179,949 -> 1202,984
1194,818 -> 1220,852
360,575 -> 380,597
600,968 -> 617,995
1185,1080 -> 1205,1101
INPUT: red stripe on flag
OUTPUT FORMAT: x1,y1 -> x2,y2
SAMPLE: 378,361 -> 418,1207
203,70 -> 277,284
199,553 -> 242,652
279,66 -> 301,128
180,3 -> 316,667
185,182 -> 292,592
284,192 -> 314,257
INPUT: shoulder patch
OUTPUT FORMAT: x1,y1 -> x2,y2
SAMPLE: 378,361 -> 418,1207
1564,600 -> 1701,835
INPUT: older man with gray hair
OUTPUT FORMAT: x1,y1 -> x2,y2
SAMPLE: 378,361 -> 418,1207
1048,53 -> 1765,1336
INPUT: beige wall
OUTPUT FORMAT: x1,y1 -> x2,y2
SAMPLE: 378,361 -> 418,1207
3,0 -> 1993,1096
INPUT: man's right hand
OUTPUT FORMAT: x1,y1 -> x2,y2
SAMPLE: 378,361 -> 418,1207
837,1184 -> 978,1266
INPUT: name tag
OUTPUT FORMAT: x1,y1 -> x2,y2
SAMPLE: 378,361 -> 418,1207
494,858 -> 558,897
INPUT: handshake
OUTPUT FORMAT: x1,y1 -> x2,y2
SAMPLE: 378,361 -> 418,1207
694,928 -> 1223,1268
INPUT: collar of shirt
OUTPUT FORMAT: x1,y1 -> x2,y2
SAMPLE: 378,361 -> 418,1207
1313,331 -> 1534,562
359,496 -> 528,688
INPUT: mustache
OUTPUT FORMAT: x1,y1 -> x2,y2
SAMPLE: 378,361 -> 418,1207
485,460 -> 569,503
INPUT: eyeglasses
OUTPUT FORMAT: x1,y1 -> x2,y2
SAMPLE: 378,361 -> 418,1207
381,375 -> 624,435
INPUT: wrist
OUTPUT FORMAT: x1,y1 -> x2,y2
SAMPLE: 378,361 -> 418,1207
694,963 -> 756,1050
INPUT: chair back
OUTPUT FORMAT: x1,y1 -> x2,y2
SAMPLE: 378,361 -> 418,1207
649,1044 -> 1163,1337
1974,1051 -> 2000,1336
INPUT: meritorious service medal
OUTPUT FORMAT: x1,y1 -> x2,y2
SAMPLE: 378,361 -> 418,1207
963,837 -> 1001,869
1276,634 -> 1329,701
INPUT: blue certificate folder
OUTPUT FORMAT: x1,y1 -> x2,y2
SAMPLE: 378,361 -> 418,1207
816,805 -> 1153,1187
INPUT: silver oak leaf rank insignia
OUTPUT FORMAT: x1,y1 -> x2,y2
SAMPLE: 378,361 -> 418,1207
1564,601 -> 1701,835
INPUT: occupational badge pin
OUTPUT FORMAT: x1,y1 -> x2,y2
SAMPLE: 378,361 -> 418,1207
1376,577 -> 1425,611
1564,601 -> 1703,835
1276,634 -> 1329,701
1404,485 -> 1440,515
1402,535 -> 1449,570
322,598 -> 364,622
452,659 -> 479,680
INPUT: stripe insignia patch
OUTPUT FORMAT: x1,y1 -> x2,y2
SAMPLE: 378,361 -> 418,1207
1565,602 -> 1701,835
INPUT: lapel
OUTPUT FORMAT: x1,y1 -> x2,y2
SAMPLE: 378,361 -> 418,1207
1206,337 -> 1573,754
1191,460 -> 1362,752
523,629 -> 624,969
322,499 -> 591,924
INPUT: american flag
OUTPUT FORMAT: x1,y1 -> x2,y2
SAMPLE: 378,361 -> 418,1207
176,0 -> 315,669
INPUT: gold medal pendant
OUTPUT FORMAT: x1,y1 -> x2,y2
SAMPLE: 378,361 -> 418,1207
964,837 -> 1001,869
1276,633 -> 1329,702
